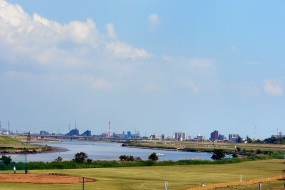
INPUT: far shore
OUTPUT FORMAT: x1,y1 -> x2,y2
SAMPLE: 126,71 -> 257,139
0,146 -> 69,155
122,144 -> 214,153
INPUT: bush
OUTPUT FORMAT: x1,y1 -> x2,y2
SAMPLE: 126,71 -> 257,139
54,157 -> 62,162
119,155 -> 127,161
148,152 -> 158,161
87,159 -> 92,164
232,153 -> 238,158
0,155 -> 12,165
119,155 -> 135,161
211,149 -> 225,160
74,152 -> 88,163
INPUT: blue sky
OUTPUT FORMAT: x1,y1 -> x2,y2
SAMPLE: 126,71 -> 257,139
0,0 -> 285,139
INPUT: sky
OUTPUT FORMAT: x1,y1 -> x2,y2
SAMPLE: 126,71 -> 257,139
0,0 -> 285,139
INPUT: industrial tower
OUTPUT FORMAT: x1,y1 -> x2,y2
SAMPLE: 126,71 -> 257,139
109,121 -> 111,137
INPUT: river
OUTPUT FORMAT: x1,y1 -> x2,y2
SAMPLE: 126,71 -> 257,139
9,140 -> 214,162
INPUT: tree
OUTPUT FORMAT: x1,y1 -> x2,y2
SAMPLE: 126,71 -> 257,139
87,159 -> 92,164
74,152 -> 88,163
256,149 -> 261,154
232,153 -> 238,158
54,157 -> 62,162
119,155 -> 127,161
119,155 -> 135,161
0,155 -> 12,165
211,149 -> 225,160
148,152 -> 159,161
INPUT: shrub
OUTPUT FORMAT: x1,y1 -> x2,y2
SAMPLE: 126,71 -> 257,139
119,155 -> 127,161
0,155 -> 12,165
87,159 -> 92,164
54,157 -> 62,162
74,152 -> 88,163
232,153 -> 238,158
256,149 -> 261,154
211,149 -> 225,160
148,152 -> 158,161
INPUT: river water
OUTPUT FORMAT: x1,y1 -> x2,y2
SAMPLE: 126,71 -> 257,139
9,140 -> 214,162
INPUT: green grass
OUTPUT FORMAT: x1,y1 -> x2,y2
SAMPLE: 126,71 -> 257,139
0,136 -> 22,144
0,136 -> 51,151
0,159 -> 284,190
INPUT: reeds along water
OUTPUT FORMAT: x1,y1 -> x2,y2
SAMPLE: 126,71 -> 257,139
187,175 -> 283,190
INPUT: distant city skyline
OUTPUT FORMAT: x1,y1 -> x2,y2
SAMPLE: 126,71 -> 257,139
0,119 -> 280,140
1,0 -> 285,139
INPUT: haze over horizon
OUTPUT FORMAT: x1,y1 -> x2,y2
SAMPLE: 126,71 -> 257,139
1,0 -> 285,139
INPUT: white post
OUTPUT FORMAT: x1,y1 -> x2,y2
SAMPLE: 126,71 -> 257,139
165,182 -> 168,190
240,174 -> 242,182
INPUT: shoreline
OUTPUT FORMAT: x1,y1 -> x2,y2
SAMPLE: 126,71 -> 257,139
122,144 -> 235,155
0,146 -> 69,155
122,144 -> 213,153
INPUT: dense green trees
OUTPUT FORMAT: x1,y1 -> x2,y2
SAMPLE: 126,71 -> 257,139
148,152 -> 159,161
0,155 -> 12,165
211,149 -> 225,160
119,155 -> 135,161
74,152 -> 88,163
263,137 -> 285,144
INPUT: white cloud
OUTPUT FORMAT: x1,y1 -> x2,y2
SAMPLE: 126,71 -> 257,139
105,23 -> 117,39
148,13 -> 160,31
264,79 -> 283,96
91,78 -> 112,90
0,0 -> 149,67
105,41 -> 149,59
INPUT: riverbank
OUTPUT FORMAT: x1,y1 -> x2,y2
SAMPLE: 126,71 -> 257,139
0,146 -> 68,154
122,143 -> 218,154
121,141 -> 283,159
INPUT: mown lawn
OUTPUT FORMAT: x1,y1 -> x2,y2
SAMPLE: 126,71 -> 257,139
0,159 -> 284,190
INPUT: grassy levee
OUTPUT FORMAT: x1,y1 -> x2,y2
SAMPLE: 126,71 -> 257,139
0,136 -> 23,144
125,140 -> 285,152
0,136 -> 52,151
0,159 -> 284,190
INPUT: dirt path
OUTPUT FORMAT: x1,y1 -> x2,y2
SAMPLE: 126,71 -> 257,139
0,174 -> 96,184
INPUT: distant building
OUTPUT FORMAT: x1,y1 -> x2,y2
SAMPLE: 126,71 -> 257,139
175,132 -> 186,141
161,134 -> 166,140
219,134 -> 225,141
195,134 -> 206,142
40,131 -> 46,136
229,134 -> 240,143
125,131 -> 131,138
113,132 -> 125,138
210,130 -> 219,141
67,129 -> 79,136
150,135 -> 158,140
134,131 -> 140,138
81,130 -> 91,136
272,132 -> 285,138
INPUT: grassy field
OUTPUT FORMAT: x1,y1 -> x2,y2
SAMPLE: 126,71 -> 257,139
0,159 -> 284,190
0,136 -> 50,151
0,136 -> 23,144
